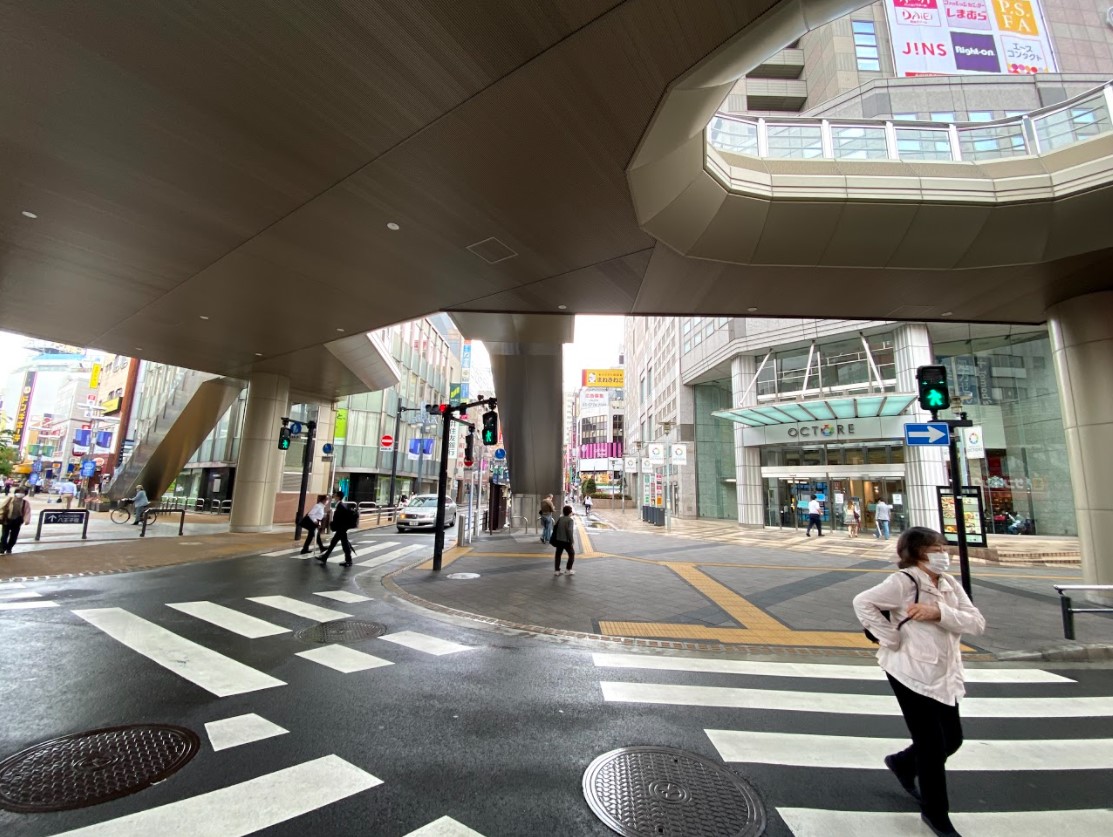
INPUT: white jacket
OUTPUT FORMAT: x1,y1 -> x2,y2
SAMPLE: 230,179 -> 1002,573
852,566 -> 985,706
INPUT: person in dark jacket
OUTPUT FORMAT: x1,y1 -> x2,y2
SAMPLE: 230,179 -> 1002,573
318,491 -> 356,566
551,505 -> 576,576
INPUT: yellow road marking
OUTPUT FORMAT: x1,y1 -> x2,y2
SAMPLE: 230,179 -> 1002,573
576,517 -> 598,557
596,621 -> 877,648
666,563 -> 785,632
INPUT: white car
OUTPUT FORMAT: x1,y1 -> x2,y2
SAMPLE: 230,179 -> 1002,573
397,494 -> 457,532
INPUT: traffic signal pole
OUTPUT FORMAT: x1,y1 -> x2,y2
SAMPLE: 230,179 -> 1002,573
293,420 -> 317,541
431,396 -> 496,571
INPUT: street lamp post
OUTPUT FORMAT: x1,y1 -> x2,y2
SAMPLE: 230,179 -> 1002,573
634,440 -> 643,519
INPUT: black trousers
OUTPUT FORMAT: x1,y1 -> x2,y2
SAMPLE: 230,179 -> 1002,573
886,673 -> 963,822
322,528 -> 353,561
1,521 -> 23,553
806,513 -> 822,535
554,543 -> 575,571
300,519 -> 325,553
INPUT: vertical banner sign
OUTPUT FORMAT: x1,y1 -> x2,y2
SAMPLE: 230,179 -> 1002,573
11,371 -> 36,452
88,363 -> 102,390
670,444 -> 687,465
461,341 -> 472,383
963,426 -> 985,459
647,443 -> 666,465
334,408 -> 348,442
624,457 -> 638,473
885,0 -> 1057,77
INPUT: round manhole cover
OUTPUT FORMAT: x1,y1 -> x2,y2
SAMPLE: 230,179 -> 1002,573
583,747 -> 765,837
0,724 -> 199,813
446,572 -> 480,580
295,619 -> 387,643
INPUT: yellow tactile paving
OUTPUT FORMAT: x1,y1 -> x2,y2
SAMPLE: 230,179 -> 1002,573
665,563 -> 785,633
415,546 -> 470,570
597,621 -> 878,649
576,517 -> 598,557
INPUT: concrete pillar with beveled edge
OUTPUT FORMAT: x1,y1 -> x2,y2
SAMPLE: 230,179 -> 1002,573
230,373 -> 290,533
894,324 -> 948,531
731,355 -> 764,527
1048,291 -> 1113,605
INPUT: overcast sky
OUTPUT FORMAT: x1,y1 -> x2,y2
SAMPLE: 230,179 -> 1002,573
562,315 -> 624,391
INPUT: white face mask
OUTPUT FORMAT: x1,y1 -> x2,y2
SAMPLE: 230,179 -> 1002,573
924,551 -> 951,573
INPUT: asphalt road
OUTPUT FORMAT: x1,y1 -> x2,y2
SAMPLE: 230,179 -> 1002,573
2,530 -> 1112,836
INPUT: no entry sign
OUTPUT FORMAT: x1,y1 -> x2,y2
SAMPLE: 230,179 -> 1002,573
380,434 -> 394,451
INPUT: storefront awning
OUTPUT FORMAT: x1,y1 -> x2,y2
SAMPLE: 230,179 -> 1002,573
712,394 -> 918,427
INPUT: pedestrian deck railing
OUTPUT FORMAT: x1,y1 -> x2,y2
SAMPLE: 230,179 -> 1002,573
708,81 -> 1113,164
1053,584 -> 1113,640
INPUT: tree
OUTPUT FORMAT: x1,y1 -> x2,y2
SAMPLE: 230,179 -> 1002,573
582,477 -> 597,497
0,430 -> 17,478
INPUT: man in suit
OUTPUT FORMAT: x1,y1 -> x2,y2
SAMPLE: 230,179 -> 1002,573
318,490 -> 357,566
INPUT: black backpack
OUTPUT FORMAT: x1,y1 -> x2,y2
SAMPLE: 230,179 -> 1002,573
864,571 -> 920,644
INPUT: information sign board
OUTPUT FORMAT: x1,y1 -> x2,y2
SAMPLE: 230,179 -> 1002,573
936,486 -> 987,548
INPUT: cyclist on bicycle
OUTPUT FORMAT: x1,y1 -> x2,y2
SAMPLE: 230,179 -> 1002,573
130,485 -> 150,526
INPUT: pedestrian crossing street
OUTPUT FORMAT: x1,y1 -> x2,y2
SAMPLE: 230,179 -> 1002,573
261,538 -> 427,569
592,652 -> 1113,835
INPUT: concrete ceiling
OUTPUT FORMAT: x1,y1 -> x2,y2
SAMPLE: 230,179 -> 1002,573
2,0 -> 1110,400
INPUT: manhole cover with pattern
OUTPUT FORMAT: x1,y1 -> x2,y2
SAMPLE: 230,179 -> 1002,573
295,619 -> 387,643
0,724 -> 199,813
583,747 -> 765,837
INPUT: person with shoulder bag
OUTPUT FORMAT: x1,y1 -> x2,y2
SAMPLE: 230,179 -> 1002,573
539,494 -> 556,545
1,488 -> 32,555
550,505 -> 576,576
317,491 -> 356,566
853,527 -> 986,837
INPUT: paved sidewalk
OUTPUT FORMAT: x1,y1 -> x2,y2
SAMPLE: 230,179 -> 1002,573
387,518 -> 1111,660
591,506 -> 1081,566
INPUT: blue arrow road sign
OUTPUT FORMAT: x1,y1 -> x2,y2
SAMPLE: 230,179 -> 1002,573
904,422 -> 949,446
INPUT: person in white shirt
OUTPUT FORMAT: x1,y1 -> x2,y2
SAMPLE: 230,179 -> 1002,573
58,479 -> 77,510
875,498 -> 892,539
852,527 -> 985,837
300,494 -> 328,555
805,494 -> 823,537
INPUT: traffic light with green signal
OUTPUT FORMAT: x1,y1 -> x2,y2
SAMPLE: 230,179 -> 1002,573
278,425 -> 291,450
481,410 -> 498,446
916,365 -> 949,412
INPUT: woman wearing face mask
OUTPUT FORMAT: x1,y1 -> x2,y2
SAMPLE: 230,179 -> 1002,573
853,527 -> 985,837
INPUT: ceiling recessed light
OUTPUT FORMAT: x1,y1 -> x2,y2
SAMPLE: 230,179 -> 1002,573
386,222 -> 400,231
21,210 -> 37,219
747,307 -> 758,312
557,305 -> 567,310
135,347 -> 142,352
941,311 -> 954,317
199,315 -> 210,320
336,327 -> 345,332
254,352 -> 263,357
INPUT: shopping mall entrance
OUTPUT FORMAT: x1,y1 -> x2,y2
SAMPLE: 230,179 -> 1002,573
765,474 -> 906,534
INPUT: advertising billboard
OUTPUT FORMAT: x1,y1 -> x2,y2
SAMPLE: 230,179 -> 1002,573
581,369 -> 624,388
579,390 -> 610,418
11,371 -> 36,453
885,0 -> 1057,77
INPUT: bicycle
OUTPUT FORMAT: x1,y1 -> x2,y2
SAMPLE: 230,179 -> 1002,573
110,500 -> 159,526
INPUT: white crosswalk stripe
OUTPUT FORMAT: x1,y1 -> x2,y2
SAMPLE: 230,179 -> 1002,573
598,680 -> 1113,717
297,645 -> 393,673
46,754 -> 381,836
0,588 -> 41,601
261,546 -> 304,557
594,653 -> 1112,833
74,608 -> 284,697
404,815 -> 486,836
314,590 -> 372,603
356,543 -> 425,568
381,631 -> 473,656
777,808 -> 1113,837
167,601 -> 290,638
246,595 -> 351,622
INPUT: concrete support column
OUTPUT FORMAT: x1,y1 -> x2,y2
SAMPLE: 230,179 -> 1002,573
894,324 -> 948,529
230,373 -> 289,533
1048,291 -> 1113,604
310,402 -> 337,498
731,355 -> 764,527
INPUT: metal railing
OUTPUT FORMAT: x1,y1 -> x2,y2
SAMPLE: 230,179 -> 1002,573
1053,585 -> 1113,640
708,81 -> 1113,165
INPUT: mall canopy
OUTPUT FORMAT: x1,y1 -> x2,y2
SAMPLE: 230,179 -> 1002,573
712,394 -> 918,427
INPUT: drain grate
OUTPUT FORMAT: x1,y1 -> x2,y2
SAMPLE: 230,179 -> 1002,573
295,619 -> 387,643
0,724 -> 199,813
583,747 -> 765,837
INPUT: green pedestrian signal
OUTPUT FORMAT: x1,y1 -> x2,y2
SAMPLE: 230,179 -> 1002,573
916,365 -> 950,413
278,426 -> 291,450
481,410 -> 498,446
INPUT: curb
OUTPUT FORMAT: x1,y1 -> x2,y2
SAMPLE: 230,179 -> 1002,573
382,562 -> 995,661
996,643 -> 1113,663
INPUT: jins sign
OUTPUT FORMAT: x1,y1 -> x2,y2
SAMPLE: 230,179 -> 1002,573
786,422 -> 857,439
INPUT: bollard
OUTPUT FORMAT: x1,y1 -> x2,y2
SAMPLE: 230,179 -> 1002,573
1060,594 -> 1075,641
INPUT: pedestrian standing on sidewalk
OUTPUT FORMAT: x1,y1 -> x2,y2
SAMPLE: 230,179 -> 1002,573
0,488 -> 31,555
852,527 -> 985,837
318,490 -> 356,566
300,494 -> 329,554
539,494 -> 556,544
805,494 -> 823,537
551,504 -> 576,575
845,501 -> 860,538
875,497 -> 892,539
